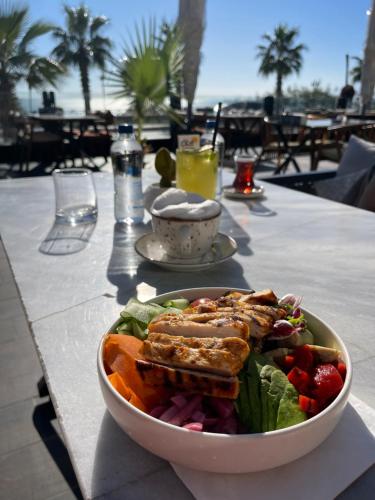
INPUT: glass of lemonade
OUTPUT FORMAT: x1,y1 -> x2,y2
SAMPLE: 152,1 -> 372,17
176,148 -> 218,200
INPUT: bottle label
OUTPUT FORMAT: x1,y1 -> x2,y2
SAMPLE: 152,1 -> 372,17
177,134 -> 200,151
112,153 -> 142,177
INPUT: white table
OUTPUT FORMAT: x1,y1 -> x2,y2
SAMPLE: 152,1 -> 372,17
0,170 -> 374,499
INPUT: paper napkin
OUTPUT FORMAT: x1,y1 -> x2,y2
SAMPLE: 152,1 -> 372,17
172,395 -> 375,500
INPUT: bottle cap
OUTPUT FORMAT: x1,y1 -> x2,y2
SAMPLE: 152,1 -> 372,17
205,120 -> 215,129
118,123 -> 133,134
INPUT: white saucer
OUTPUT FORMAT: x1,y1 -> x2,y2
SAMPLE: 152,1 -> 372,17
134,233 -> 238,272
223,185 -> 265,200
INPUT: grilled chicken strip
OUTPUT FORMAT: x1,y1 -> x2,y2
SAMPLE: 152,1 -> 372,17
149,313 -> 249,340
234,303 -> 287,321
143,333 -> 250,376
214,304 -> 286,321
180,310 -> 272,339
238,289 -> 278,305
179,308 -> 283,339
135,359 -> 240,399
216,289 -> 278,307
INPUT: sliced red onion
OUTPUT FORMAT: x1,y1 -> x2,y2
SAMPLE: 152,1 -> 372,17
150,405 -> 168,418
183,422 -> 203,431
169,395 -> 203,426
159,404 -> 180,422
279,294 -> 296,306
203,417 -> 219,427
170,394 -> 187,408
293,307 -> 302,319
209,398 -> 234,419
191,410 -> 206,423
214,415 -> 238,434
279,294 -> 302,310
292,296 -> 302,309
268,319 -> 295,339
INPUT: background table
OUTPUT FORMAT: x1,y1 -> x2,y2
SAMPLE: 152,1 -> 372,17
0,170 -> 374,499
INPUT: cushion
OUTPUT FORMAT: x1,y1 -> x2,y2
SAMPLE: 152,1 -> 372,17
314,168 -> 369,204
337,135 -> 375,177
357,169 -> 375,212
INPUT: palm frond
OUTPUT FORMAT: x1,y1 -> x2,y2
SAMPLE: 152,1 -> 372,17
26,57 -> 65,89
20,21 -> 55,48
0,4 -> 28,48
90,15 -> 109,35
107,18 -> 182,136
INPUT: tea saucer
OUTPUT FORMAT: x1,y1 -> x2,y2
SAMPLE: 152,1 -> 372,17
223,185 -> 265,200
134,233 -> 237,272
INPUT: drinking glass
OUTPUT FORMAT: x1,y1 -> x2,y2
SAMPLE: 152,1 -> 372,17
53,168 -> 97,224
233,155 -> 256,193
176,149 -> 218,199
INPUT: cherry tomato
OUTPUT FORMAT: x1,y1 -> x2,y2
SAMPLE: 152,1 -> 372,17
313,364 -> 344,401
299,395 -> 320,416
287,366 -> 312,396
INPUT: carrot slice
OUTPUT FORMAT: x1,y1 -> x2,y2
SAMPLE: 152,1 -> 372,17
108,372 -> 147,412
103,334 -> 171,409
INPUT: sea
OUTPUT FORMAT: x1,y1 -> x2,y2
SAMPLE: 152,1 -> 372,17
18,91 -> 262,116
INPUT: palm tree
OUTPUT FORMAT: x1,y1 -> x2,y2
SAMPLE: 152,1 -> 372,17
351,57 -> 362,84
257,24 -> 307,114
26,57 -> 64,112
157,21 -> 184,148
157,21 -> 184,110
0,3 -> 62,138
52,4 -> 112,115
107,19 -> 181,142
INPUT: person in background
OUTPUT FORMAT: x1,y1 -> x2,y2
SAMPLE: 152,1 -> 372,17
337,85 -> 355,109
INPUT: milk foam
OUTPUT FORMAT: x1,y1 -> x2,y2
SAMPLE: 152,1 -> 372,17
151,188 -> 221,220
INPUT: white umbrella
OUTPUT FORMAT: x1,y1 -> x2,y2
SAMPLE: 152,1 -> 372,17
177,0 -> 206,128
361,0 -> 375,112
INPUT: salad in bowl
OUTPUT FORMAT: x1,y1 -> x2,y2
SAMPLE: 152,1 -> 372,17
98,287 -> 351,472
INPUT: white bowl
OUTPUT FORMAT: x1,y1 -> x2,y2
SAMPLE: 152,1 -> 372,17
97,287 -> 352,473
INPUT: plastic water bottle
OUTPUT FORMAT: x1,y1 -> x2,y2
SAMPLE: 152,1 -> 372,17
201,119 -> 225,198
110,124 -> 144,224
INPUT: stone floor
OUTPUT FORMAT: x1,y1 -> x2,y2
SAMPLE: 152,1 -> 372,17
0,238 -> 82,500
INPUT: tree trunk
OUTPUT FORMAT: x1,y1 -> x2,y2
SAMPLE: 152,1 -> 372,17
0,78 -> 17,142
275,72 -> 283,116
79,62 -> 91,115
187,101 -> 193,132
29,87 -> 32,113
169,93 -> 181,150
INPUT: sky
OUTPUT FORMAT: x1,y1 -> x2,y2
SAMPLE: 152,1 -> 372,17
20,0 -> 372,110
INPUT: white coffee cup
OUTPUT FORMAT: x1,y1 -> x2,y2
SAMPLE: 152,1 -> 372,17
151,211 -> 221,259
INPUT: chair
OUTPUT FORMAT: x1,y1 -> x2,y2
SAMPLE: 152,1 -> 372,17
262,135 -> 375,212
313,122 -> 375,170
220,116 -> 264,159
22,122 -> 66,172
260,115 -> 311,173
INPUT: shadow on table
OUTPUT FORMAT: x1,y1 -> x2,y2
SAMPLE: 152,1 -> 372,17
243,198 -> 277,217
32,398 -> 83,499
39,220 -> 96,255
219,206 -> 253,256
106,222 -> 252,305
91,410 -> 167,498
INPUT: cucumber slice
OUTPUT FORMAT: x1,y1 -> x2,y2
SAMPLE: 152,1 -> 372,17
120,298 -> 164,324
162,298 -> 190,310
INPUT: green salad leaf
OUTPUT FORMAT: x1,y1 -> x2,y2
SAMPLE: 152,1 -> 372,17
116,297 -> 182,339
276,382 -> 307,429
236,353 -> 307,433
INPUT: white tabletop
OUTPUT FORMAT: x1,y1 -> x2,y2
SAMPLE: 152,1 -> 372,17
0,170 -> 374,499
